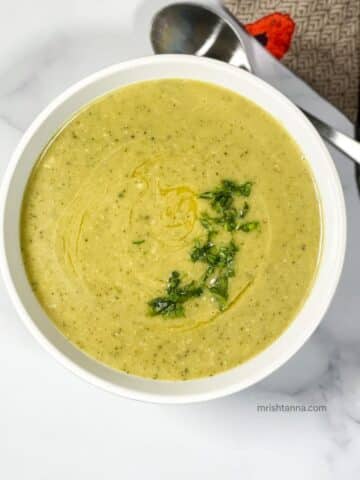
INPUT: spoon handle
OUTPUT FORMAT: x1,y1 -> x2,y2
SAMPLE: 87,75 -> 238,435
223,8 -> 360,166
303,110 -> 360,165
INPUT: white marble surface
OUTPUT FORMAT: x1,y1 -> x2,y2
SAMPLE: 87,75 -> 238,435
1,1 -> 360,478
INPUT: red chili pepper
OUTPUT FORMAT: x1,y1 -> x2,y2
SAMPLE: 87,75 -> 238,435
245,12 -> 295,59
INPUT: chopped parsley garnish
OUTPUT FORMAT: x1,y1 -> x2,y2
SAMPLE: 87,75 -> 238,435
198,181 -> 254,232
147,179 -> 260,317
132,239 -> 145,245
239,201 -> 249,218
148,271 -> 203,317
199,180 -> 252,207
191,240 -> 238,309
190,233 -> 217,264
237,221 -> 259,232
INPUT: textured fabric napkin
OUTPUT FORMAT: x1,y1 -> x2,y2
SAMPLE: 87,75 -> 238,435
225,0 -> 360,124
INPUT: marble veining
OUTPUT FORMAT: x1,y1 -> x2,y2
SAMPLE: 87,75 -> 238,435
0,1 -> 359,478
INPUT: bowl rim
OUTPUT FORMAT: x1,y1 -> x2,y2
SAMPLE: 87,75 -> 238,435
0,54 -> 347,403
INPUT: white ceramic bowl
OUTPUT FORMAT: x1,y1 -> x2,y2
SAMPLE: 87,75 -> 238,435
0,55 -> 346,403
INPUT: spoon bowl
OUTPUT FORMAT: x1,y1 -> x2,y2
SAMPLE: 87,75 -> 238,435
151,3 -> 251,69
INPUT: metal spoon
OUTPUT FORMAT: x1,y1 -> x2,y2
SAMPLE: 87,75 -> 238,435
151,2 -> 360,166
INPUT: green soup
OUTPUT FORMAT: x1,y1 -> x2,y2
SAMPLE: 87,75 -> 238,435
21,79 -> 321,380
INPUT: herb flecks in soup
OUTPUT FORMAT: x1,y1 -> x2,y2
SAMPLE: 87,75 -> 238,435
21,79 -> 321,380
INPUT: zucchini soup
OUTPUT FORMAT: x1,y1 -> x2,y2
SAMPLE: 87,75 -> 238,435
21,79 -> 321,380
